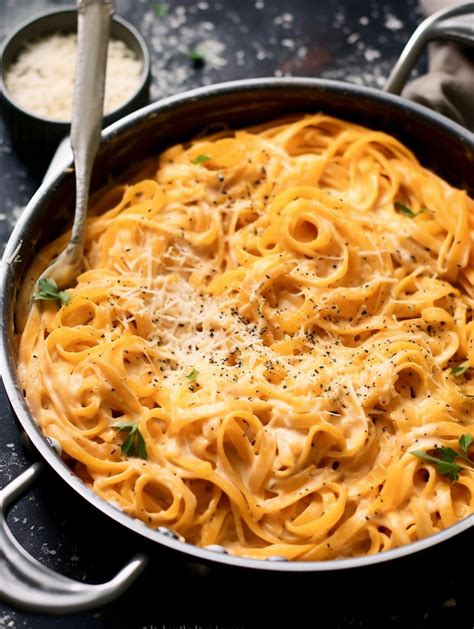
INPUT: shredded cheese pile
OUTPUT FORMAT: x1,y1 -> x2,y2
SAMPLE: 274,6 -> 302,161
5,33 -> 142,121
19,114 -> 474,560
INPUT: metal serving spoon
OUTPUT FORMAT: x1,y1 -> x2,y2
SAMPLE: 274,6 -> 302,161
36,0 -> 114,289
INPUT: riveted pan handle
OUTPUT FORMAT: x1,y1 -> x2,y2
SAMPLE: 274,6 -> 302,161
385,1 -> 474,94
0,461 -> 147,614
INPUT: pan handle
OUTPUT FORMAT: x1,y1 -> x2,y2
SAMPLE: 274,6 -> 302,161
385,1 -> 474,94
0,461 -> 147,614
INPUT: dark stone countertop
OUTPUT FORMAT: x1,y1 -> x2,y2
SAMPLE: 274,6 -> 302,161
0,1 -> 471,628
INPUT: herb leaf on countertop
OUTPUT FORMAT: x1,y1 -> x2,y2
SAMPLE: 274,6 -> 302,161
188,48 -> 206,67
154,3 -> 168,18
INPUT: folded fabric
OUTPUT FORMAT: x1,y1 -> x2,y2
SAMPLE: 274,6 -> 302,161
402,0 -> 474,131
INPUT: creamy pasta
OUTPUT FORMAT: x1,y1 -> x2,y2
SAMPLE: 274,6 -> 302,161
19,114 -> 474,560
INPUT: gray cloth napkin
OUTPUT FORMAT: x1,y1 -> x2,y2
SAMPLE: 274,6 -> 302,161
402,0 -> 474,131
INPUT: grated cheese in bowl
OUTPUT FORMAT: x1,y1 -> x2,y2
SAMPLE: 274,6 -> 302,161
4,33 -> 143,122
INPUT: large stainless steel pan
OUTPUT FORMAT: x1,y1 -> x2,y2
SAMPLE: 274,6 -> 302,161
1,2 -> 473,615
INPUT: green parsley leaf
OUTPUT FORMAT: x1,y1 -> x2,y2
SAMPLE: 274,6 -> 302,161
188,49 -> 205,67
154,3 -> 168,18
186,368 -> 199,382
436,446 -> 459,463
395,202 -> 418,218
394,202 -> 433,219
410,434 -> 474,482
457,434 -> 473,464
410,449 -> 462,481
135,429 -> 148,460
437,460 -> 463,482
58,290 -> 71,305
459,433 -> 473,454
34,278 -> 71,306
35,278 -> 58,299
192,154 -> 211,165
114,423 -> 148,460
451,363 -> 469,376
410,450 -> 441,465
121,428 -> 136,455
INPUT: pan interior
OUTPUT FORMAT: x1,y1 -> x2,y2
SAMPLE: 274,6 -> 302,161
2,79 -> 473,571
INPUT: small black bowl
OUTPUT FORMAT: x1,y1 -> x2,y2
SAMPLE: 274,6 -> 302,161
0,7 -> 151,166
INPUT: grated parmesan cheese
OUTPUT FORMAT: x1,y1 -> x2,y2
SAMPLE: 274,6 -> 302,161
5,33 -> 143,121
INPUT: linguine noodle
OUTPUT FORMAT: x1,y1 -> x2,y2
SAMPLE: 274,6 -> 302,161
19,114 -> 474,560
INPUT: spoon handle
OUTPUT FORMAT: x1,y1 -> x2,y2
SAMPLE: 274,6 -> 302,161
70,0 -> 115,248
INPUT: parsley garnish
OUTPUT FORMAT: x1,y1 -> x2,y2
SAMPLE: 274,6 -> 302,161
451,363 -> 470,376
188,49 -> 205,67
192,154 -> 211,165
186,368 -> 199,382
154,3 -> 168,18
411,434 -> 473,481
394,202 -> 432,218
114,423 -> 148,459
34,278 -> 71,306
459,434 -> 473,456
